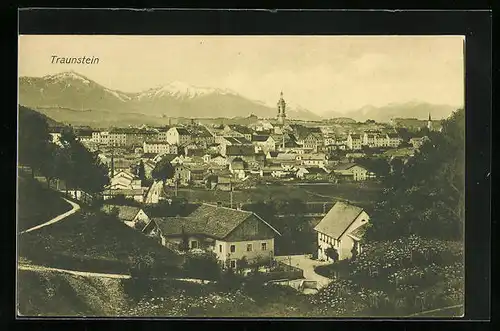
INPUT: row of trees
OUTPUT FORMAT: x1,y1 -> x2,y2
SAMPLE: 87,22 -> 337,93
366,109 -> 465,241
18,106 -> 109,199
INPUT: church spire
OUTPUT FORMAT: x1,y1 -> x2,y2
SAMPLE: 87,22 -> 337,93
427,112 -> 432,130
277,91 -> 286,125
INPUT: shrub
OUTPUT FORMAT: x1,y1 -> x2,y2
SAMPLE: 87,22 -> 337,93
182,251 -> 221,280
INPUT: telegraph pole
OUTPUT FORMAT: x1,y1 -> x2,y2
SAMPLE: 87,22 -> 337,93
229,181 -> 233,209
108,142 -> 115,213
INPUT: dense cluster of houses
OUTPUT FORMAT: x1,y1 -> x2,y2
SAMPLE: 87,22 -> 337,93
49,93 -> 438,274
47,93 -> 439,211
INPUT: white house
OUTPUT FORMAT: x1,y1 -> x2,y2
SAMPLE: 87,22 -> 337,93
166,127 -> 191,146
386,133 -> 403,148
314,201 -> 370,261
347,134 -> 363,150
252,134 -> 276,153
332,163 -> 369,181
103,171 -> 145,202
203,153 -> 227,166
296,153 -> 327,167
143,141 -> 178,155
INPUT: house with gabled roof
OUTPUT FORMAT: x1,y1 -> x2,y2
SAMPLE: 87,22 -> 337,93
226,124 -> 254,141
101,204 -> 150,229
142,203 -> 281,269
332,162 -> 369,181
203,153 -> 227,166
314,201 -> 370,261
347,133 -> 363,150
252,134 -> 276,153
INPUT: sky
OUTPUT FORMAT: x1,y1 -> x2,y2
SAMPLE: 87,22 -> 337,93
18,35 -> 464,114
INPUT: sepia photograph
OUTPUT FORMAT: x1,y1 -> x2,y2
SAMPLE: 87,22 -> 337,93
17,34 -> 465,318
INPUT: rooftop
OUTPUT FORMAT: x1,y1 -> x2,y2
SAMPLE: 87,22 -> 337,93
226,145 -> 255,156
223,136 -> 253,145
252,135 -> 271,142
151,203 -> 280,239
101,205 -> 142,221
333,163 -> 362,171
314,201 -> 365,239
228,125 -> 254,135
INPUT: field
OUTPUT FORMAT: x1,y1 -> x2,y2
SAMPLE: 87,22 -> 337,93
17,174 -> 72,232
165,181 -> 383,210
17,269 -> 318,317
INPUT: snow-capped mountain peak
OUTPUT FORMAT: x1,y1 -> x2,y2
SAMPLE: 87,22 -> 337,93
44,70 -> 92,85
138,81 -> 238,100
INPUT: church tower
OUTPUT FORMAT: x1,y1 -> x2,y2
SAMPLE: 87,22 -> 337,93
427,112 -> 432,130
277,91 -> 287,125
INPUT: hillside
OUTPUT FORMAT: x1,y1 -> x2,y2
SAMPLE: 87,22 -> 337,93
18,105 -> 64,127
18,269 -> 129,316
18,209 -> 183,275
19,71 -> 321,123
17,174 -> 72,232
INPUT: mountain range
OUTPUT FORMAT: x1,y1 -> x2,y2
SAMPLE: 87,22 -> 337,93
18,71 -> 459,126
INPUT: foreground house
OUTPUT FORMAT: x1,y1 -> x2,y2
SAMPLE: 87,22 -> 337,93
142,203 -> 281,269
314,201 -> 370,261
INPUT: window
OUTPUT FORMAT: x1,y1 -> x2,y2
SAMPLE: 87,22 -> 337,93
230,245 -> 236,253
219,244 -> 222,253
191,240 -> 198,249
261,242 -> 267,251
230,260 -> 236,269
246,243 -> 253,252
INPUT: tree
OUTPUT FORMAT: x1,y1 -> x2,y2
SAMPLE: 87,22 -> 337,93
395,127 -> 412,142
357,157 -> 391,178
366,109 -> 465,241
129,252 -> 155,278
325,247 -> 339,262
136,160 -> 146,181
151,157 -> 175,182
38,142 -> 61,188
238,256 -> 249,274
182,251 -> 221,280
180,226 -> 189,251
57,130 -> 109,196
18,107 -> 51,176
351,244 -> 359,261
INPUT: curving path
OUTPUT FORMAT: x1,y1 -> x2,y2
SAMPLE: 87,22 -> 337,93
145,180 -> 164,204
18,263 -> 131,279
19,197 -> 80,235
18,263 -> 217,284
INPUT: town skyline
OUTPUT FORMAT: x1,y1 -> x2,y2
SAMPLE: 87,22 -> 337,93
18,35 -> 464,114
